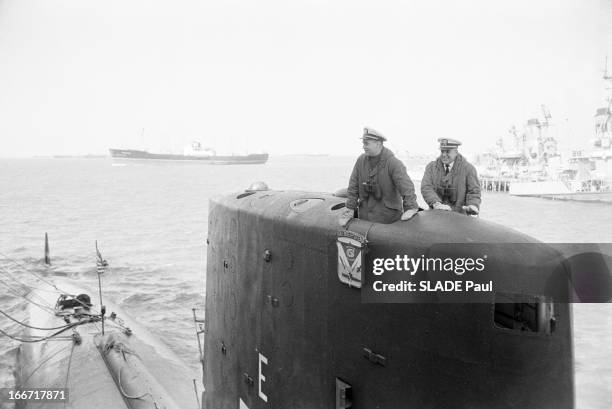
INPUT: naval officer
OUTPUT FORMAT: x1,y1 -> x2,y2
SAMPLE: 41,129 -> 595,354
339,127 -> 419,226
421,138 -> 481,215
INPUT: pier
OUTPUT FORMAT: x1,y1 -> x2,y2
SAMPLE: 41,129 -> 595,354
480,177 -> 512,192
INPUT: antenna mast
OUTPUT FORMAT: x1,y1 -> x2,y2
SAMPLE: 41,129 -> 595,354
604,56 -> 612,81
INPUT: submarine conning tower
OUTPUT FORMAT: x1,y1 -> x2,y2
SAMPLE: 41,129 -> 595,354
203,187 -> 574,409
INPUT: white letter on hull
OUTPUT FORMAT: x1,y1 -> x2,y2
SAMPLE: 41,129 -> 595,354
240,398 -> 249,409
259,353 -> 268,402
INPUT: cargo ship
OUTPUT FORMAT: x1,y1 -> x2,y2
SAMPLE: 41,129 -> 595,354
109,141 -> 268,165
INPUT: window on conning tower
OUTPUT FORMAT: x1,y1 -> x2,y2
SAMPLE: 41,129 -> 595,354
493,293 -> 555,334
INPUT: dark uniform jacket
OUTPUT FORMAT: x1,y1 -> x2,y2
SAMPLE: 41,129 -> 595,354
346,147 -> 418,224
421,153 -> 481,214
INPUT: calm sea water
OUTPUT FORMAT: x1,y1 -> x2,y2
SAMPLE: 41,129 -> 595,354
0,156 -> 611,408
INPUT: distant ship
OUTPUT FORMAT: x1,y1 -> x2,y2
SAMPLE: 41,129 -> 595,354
475,105 -> 564,187
476,60 -> 612,202
509,61 -> 612,202
109,141 -> 269,165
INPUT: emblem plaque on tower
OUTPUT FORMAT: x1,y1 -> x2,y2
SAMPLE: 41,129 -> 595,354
336,230 -> 368,288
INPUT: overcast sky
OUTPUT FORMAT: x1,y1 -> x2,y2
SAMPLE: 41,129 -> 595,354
1,0 -> 611,157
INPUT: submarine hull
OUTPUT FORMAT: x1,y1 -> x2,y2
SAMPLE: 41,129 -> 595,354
15,281 -> 198,409
204,190 -> 574,409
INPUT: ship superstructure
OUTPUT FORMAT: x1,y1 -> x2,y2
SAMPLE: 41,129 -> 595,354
478,58 -> 612,201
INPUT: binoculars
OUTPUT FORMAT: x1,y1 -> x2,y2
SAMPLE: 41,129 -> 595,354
362,181 -> 382,200
437,184 -> 457,203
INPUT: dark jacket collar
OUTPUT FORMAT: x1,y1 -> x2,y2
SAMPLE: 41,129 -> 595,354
365,146 -> 394,176
436,153 -> 464,172
367,146 -> 394,163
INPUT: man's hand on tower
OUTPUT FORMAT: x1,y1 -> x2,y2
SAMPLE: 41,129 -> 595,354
400,208 -> 418,220
433,202 -> 452,211
338,208 -> 354,227
463,204 -> 480,215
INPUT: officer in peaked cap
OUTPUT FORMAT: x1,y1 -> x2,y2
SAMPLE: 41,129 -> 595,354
339,127 -> 419,226
439,138 -> 461,149
362,127 -> 387,141
421,137 -> 481,215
